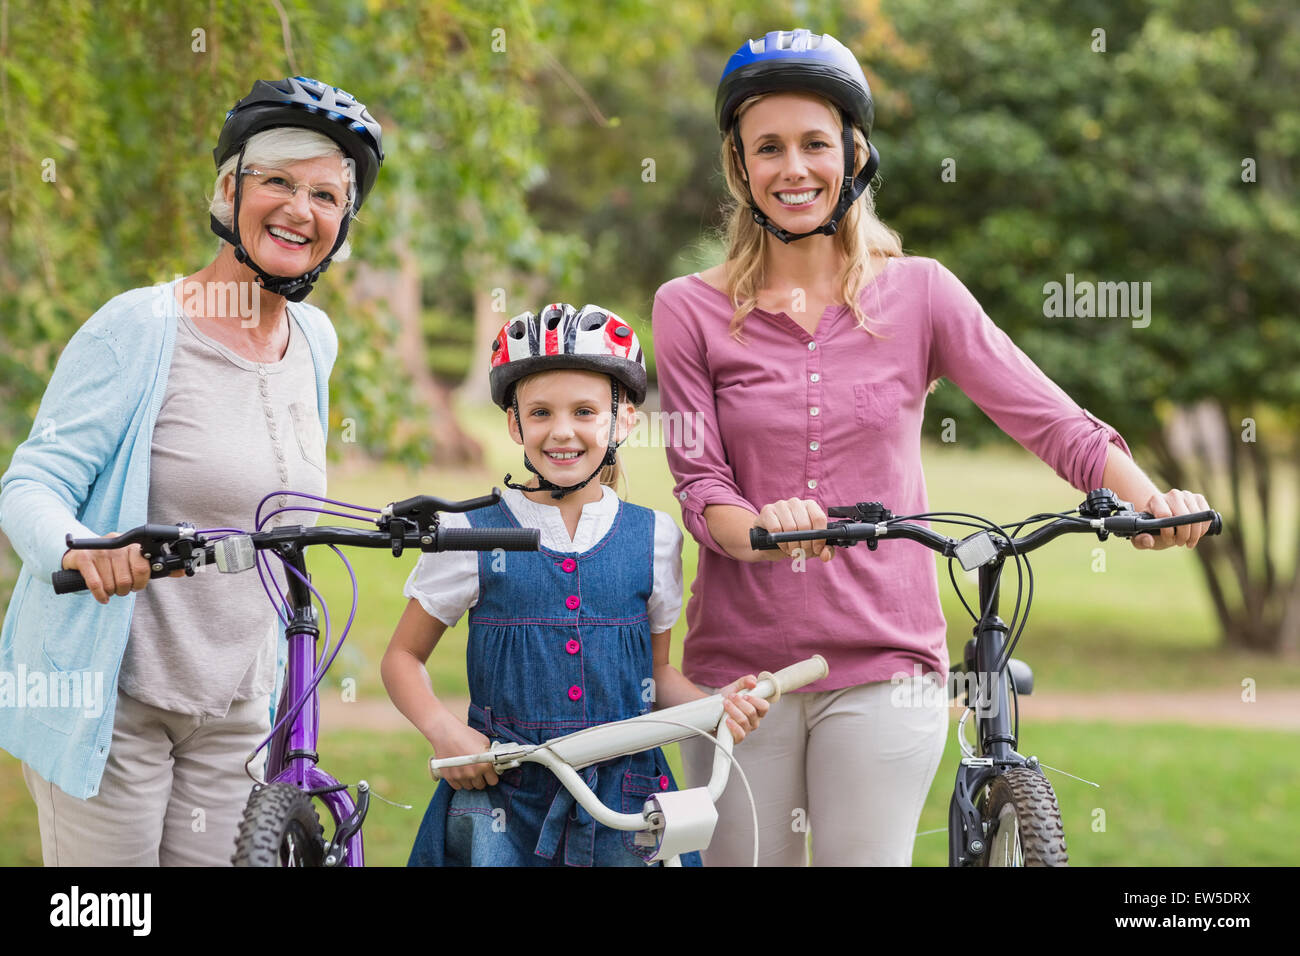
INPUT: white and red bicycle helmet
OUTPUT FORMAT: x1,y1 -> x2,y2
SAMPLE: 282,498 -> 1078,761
489,303 -> 646,409
489,303 -> 646,498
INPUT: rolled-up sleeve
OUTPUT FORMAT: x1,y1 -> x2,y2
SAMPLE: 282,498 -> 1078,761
926,261 -> 1131,494
651,287 -> 756,556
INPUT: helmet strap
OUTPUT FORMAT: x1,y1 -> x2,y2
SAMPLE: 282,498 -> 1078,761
503,381 -> 624,500
208,142 -> 353,303
734,114 -> 879,245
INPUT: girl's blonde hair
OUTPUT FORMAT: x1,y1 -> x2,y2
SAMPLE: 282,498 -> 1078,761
719,92 -> 904,338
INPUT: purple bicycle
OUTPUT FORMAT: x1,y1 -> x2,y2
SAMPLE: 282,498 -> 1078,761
52,488 -> 538,867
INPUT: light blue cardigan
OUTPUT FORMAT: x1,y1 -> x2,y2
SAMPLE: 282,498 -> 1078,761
0,279 -> 337,798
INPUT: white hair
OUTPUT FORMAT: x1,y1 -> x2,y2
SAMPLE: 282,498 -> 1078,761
209,127 -> 354,261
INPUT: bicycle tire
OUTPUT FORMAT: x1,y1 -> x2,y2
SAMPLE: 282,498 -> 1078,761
232,783 -> 326,867
980,767 -> 1069,867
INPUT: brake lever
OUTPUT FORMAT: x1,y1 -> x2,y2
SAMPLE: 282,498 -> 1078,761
66,523 -> 204,573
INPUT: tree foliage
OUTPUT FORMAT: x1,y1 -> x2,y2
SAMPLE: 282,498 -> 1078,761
2,0 -> 1296,647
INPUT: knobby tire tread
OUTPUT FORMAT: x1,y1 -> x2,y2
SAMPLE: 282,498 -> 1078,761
232,782 -> 325,867
984,767 -> 1069,867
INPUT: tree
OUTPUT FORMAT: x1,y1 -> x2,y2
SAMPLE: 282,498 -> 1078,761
877,0 -> 1300,652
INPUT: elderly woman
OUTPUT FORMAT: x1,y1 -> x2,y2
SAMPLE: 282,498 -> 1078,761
652,30 -> 1213,866
0,77 -> 383,866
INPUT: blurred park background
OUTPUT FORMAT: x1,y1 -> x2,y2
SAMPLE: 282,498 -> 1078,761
1,0 -> 1297,865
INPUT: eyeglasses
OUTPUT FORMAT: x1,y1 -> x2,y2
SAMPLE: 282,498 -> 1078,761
240,167 -> 350,216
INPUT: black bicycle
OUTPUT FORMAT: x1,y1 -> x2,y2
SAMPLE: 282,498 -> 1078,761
750,488 -> 1221,867
52,488 -> 539,866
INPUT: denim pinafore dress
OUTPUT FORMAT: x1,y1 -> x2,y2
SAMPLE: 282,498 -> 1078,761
408,496 -> 699,866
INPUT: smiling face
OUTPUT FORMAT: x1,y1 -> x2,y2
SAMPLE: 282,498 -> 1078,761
223,154 -> 350,276
734,92 -> 846,235
508,369 -> 633,492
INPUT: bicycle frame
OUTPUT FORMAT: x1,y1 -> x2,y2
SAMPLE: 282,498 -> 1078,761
264,544 -> 367,867
748,491 -> 1221,868
52,488 -> 540,868
947,559 -> 1023,867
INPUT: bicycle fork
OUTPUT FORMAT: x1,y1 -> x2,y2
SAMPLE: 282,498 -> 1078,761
264,544 -> 368,867
947,559 -> 1025,866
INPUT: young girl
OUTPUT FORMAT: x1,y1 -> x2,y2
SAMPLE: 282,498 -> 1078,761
382,302 -> 768,866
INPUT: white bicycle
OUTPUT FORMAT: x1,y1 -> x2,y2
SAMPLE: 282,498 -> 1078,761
429,655 -> 829,865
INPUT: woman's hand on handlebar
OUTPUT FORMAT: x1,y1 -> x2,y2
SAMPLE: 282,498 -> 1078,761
61,532 -> 150,604
717,675 -> 770,743
430,718 -> 499,791
755,498 -> 835,563
1134,489 -> 1213,550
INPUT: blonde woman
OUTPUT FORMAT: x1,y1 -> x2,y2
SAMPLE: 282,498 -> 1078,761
652,29 -> 1212,866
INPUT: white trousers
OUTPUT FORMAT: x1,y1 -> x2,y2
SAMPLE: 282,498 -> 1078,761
682,676 -> 948,866
24,689 -> 269,866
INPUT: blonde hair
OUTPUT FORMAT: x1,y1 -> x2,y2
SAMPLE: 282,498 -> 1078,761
719,92 -> 903,338
209,127 -> 354,261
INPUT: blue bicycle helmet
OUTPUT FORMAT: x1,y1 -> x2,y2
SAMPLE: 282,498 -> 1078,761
210,76 -> 385,301
716,30 -> 879,244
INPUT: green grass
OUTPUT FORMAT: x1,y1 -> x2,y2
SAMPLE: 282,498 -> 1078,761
913,719 -> 1300,867
7,717 -> 1292,866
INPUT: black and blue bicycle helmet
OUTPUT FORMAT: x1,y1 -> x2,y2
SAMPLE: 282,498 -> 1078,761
210,76 -> 385,301
716,30 -> 879,244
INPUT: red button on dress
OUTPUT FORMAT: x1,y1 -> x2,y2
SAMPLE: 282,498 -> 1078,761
565,595 -> 580,610
658,775 -> 670,791
568,685 -> 583,701
565,639 -> 580,655
561,558 -> 577,573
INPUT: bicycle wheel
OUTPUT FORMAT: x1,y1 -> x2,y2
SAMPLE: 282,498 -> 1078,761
232,783 -> 326,867
980,767 -> 1068,867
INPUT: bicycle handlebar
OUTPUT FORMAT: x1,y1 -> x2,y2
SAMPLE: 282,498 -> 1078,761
51,489 -> 540,594
749,498 -> 1221,562
428,654 -> 829,779
427,656 -> 829,859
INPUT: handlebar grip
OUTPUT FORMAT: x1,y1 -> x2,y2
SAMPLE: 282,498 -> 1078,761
1119,509 -> 1222,538
52,562 -> 184,595
434,527 -> 541,552
749,527 -> 777,551
751,655 -> 829,703
52,569 -> 89,594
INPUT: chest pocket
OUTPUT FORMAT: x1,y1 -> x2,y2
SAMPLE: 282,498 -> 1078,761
289,402 -> 325,472
854,382 -> 902,430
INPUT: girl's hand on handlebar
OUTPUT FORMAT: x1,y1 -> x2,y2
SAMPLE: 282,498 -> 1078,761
755,498 -> 835,563
61,532 -> 151,604
717,675 -> 770,743
1135,489 -> 1213,550
431,721 -> 499,791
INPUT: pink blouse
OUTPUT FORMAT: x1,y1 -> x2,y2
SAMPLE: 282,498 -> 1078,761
651,256 -> 1131,689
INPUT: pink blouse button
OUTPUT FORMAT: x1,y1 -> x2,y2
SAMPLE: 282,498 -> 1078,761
565,595 -> 580,610
658,775 -> 670,791
568,685 -> 583,701
561,558 -> 577,573
565,639 -> 580,655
